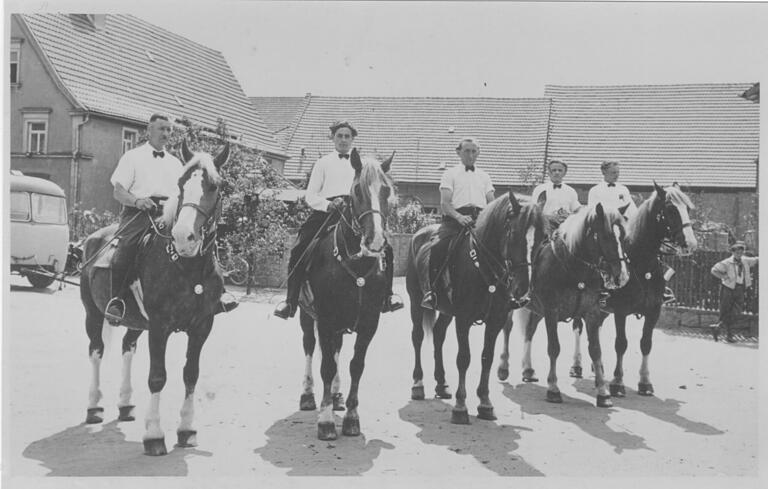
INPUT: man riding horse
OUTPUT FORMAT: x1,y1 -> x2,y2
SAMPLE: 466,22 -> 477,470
105,113 -> 237,325
274,120 -> 403,319
531,159 -> 582,231
421,137 -> 496,310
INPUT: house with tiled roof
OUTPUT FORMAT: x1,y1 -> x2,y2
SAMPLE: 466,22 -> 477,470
263,94 -> 552,208
9,13 -> 287,212
250,96 -> 306,150
544,83 -> 759,234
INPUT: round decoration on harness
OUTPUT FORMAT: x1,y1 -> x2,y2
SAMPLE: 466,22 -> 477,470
488,285 -> 496,293
645,272 -> 652,280
356,277 -> 366,287
194,284 -> 204,295
577,282 -> 585,290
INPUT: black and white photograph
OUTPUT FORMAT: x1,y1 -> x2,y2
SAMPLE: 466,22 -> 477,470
3,1 -> 765,488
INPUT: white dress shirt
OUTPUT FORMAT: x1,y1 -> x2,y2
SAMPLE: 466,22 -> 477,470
110,143 -> 183,199
531,181 -> 581,216
587,181 -> 638,220
440,164 -> 494,209
305,150 -> 357,212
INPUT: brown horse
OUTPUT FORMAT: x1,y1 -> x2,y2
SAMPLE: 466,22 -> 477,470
80,140 -> 229,455
406,193 -> 547,423
297,149 -> 396,440
498,203 -> 630,407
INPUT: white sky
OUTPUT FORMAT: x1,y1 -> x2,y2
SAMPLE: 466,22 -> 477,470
6,0 -> 768,97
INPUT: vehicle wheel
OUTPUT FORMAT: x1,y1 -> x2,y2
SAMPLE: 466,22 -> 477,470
226,256 -> 249,286
27,270 -> 55,289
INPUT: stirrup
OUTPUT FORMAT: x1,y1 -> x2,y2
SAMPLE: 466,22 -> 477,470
598,291 -> 610,309
105,297 -> 126,326
382,294 -> 404,313
420,291 -> 436,310
273,300 -> 297,319
662,287 -> 676,305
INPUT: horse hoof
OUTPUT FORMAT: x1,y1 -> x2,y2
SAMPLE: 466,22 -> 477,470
411,385 -> 425,400
435,384 -> 452,399
477,405 -> 497,420
300,393 -> 317,411
522,368 -> 539,383
118,405 -> 135,421
596,395 -> 613,408
451,408 -> 470,425
638,383 -> 655,396
332,393 -> 346,411
176,430 -> 197,448
546,390 -> 562,403
143,437 -> 167,456
609,384 -> 626,397
317,421 -> 337,440
569,366 -> 583,378
85,407 -> 104,424
342,416 -> 360,436
497,366 -> 509,381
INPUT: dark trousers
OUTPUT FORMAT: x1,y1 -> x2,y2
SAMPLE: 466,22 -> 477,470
286,210 -> 395,305
427,207 -> 480,289
110,207 -> 151,298
719,284 -> 745,335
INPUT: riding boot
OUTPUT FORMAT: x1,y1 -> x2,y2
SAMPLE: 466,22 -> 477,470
382,245 -> 403,313
105,266 -> 127,326
274,250 -> 302,319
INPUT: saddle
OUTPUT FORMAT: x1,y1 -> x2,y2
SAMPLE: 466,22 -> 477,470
417,230 -> 468,316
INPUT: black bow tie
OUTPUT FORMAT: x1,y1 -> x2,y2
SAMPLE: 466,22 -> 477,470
552,184 -> 562,189
607,183 -> 616,187
153,150 -> 165,159
338,153 -> 349,159
465,165 -> 475,172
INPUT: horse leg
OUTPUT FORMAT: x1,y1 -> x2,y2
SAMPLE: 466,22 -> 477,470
451,317 -> 472,424
476,320 -> 503,420
331,343 -> 345,411
521,309 -> 541,383
143,326 -> 171,456
496,311 -> 513,381
176,318 -> 213,448
299,312 -> 317,410
342,325 -> 377,436
609,314 -> 628,397
85,302 -> 106,424
117,329 -> 143,421
316,329 -> 339,440
433,313 -> 453,399
585,318 -> 612,407
638,308 -> 660,396
410,299 -> 426,400
544,313 -> 562,403
569,317 -> 584,378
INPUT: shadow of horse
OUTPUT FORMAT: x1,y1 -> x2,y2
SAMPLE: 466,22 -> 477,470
22,421 -> 211,476
501,383 -> 650,454
254,411 -> 394,476
9,284 -> 58,294
571,379 -> 725,436
398,399 -> 544,476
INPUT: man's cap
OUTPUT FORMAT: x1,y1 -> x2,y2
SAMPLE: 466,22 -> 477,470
329,120 -> 358,137
731,241 -> 747,251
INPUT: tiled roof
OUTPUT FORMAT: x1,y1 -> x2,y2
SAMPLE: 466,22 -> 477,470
249,96 -> 306,149
19,14 -> 286,157
544,84 -> 758,188
279,95 -> 552,186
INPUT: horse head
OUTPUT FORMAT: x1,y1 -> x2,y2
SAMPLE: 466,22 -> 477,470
584,203 -> 630,289
502,191 -> 547,307
656,182 -> 697,254
349,148 -> 396,256
169,139 -> 229,258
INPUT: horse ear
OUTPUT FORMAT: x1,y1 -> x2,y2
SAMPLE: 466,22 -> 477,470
653,181 -> 665,200
673,181 -> 680,188
213,142 -> 230,169
536,190 -> 548,206
381,151 -> 395,173
508,190 -> 521,214
350,148 -> 362,172
181,139 -> 194,163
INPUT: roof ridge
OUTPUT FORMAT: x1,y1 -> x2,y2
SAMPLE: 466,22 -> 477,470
285,93 -> 313,150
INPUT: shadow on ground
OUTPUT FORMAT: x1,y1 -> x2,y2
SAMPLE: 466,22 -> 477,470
22,420 -> 211,476
254,410 -> 394,476
502,382 -> 650,454
398,399 -> 544,476
571,379 -> 725,436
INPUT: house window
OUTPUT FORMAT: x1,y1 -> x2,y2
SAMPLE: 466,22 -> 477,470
122,128 -> 138,154
27,121 -> 47,154
10,39 -> 21,85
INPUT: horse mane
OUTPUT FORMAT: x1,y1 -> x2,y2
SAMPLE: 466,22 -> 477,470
626,185 -> 694,245
161,153 -> 222,227
475,194 -> 544,245
559,204 -> 623,254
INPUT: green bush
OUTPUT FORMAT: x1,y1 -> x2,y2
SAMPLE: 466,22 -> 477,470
387,200 -> 440,234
